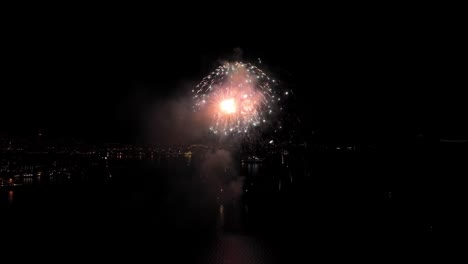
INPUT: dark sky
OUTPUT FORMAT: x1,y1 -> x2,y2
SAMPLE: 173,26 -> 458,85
1,13 -> 464,142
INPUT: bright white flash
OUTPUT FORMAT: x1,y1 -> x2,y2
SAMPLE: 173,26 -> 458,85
220,98 -> 236,114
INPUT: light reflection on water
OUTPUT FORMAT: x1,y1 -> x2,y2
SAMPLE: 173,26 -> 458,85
247,163 -> 259,174
219,204 -> 224,227
0,151 -> 433,261
208,234 -> 273,264
8,190 -> 14,205
23,178 -> 34,185
0,157 -> 276,206
0,155 -> 292,263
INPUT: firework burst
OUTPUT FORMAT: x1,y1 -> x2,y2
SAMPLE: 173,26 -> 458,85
193,61 -> 287,136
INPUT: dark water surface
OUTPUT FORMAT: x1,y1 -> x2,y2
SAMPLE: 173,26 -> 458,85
0,148 -> 435,262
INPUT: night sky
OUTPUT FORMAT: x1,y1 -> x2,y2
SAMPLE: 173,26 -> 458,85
0,9 -> 462,261
1,14 -> 462,143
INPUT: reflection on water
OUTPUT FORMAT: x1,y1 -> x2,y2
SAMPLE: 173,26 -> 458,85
8,190 -> 13,205
219,204 -> 224,227
0,153 -> 299,261
208,234 -> 272,264
0,149 -> 435,261
246,163 -> 259,174
24,177 -> 34,185
184,151 -> 192,166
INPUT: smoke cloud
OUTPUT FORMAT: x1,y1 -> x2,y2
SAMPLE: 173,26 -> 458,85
145,96 -> 210,145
